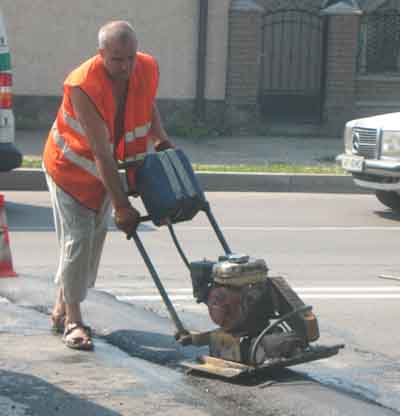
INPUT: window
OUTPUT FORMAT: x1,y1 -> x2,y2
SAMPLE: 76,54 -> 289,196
358,4 -> 400,75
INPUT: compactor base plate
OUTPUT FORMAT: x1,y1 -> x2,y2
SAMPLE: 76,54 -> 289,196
182,344 -> 344,379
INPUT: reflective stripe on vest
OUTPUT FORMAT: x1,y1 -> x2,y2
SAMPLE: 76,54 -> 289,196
52,127 -> 100,178
63,111 -> 85,136
125,122 -> 151,143
63,111 -> 114,153
64,110 -> 148,156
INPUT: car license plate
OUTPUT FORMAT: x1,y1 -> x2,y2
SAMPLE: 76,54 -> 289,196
342,155 -> 364,172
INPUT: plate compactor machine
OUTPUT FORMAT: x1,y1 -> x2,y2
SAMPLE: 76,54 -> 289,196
121,148 -> 344,379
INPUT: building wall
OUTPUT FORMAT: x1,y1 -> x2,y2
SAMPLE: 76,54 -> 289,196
356,76 -> 400,102
322,14 -> 360,134
206,0 -> 230,100
4,0 -> 397,135
2,0 -> 230,101
355,75 -> 400,117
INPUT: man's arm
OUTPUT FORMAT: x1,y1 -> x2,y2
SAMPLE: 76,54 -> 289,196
149,102 -> 174,151
69,87 -> 139,234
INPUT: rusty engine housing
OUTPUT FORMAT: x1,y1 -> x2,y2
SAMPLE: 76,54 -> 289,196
189,255 -> 319,343
190,255 -> 273,335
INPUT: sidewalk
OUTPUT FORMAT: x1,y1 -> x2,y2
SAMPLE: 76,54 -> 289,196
0,129 -> 363,193
15,129 -> 343,166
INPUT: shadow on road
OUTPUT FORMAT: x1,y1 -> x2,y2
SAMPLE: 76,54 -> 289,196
5,201 -> 155,232
104,329 -> 205,367
0,369 -> 121,416
5,201 -> 54,229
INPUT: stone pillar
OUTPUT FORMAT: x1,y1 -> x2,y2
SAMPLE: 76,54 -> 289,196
321,3 -> 362,135
225,0 -> 264,130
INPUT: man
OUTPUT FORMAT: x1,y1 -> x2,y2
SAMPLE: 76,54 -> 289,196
43,21 -> 173,350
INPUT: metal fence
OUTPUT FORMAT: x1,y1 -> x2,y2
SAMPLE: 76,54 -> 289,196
357,9 -> 400,75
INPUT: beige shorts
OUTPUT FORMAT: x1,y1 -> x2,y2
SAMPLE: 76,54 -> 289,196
45,172 -> 111,304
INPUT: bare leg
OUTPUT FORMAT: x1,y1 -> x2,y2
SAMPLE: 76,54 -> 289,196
50,287 -> 67,334
52,287 -> 66,317
65,302 -> 83,324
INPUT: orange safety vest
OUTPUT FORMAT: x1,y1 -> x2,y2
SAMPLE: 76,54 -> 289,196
43,52 -> 159,211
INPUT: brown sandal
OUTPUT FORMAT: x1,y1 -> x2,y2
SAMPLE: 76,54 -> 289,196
62,322 -> 94,351
51,313 -> 66,335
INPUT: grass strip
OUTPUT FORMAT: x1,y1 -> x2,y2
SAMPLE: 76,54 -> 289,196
192,163 -> 346,175
22,158 -> 346,175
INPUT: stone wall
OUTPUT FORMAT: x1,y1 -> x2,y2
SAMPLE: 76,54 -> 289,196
322,14 -> 360,134
225,0 -> 263,131
355,75 -> 400,117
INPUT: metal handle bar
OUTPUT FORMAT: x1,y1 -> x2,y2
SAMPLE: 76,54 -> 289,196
130,231 -> 188,338
138,215 -> 151,223
202,203 -> 232,255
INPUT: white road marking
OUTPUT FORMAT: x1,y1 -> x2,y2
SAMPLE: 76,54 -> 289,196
118,295 -> 193,302
174,226 -> 400,232
8,225 -> 400,232
117,286 -> 400,293
297,294 -> 400,299
113,286 -> 400,302
295,286 -> 400,292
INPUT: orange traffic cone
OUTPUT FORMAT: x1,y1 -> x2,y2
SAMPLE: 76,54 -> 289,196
0,194 -> 17,277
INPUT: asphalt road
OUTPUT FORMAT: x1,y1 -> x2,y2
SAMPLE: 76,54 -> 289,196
1,191 -> 400,415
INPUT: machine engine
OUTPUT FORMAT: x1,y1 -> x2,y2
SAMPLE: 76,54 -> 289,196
189,254 -> 319,364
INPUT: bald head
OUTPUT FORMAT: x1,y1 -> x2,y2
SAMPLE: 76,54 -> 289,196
98,21 -> 137,50
98,21 -> 138,81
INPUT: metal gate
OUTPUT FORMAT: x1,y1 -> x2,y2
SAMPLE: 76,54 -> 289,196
260,7 -> 327,122
357,7 -> 400,75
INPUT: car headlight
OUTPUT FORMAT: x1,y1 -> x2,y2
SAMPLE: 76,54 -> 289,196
381,131 -> 400,157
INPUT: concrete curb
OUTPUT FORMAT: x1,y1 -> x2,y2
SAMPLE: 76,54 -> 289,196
0,168 -> 368,193
197,171 -> 368,193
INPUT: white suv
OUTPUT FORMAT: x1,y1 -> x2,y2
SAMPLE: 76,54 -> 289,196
0,8 -> 21,172
337,112 -> 400,211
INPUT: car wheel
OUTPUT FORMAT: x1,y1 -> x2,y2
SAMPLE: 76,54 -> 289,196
375,191 -> 400,212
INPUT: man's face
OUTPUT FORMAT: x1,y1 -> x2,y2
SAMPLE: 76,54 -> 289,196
100,37 -> 137,81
